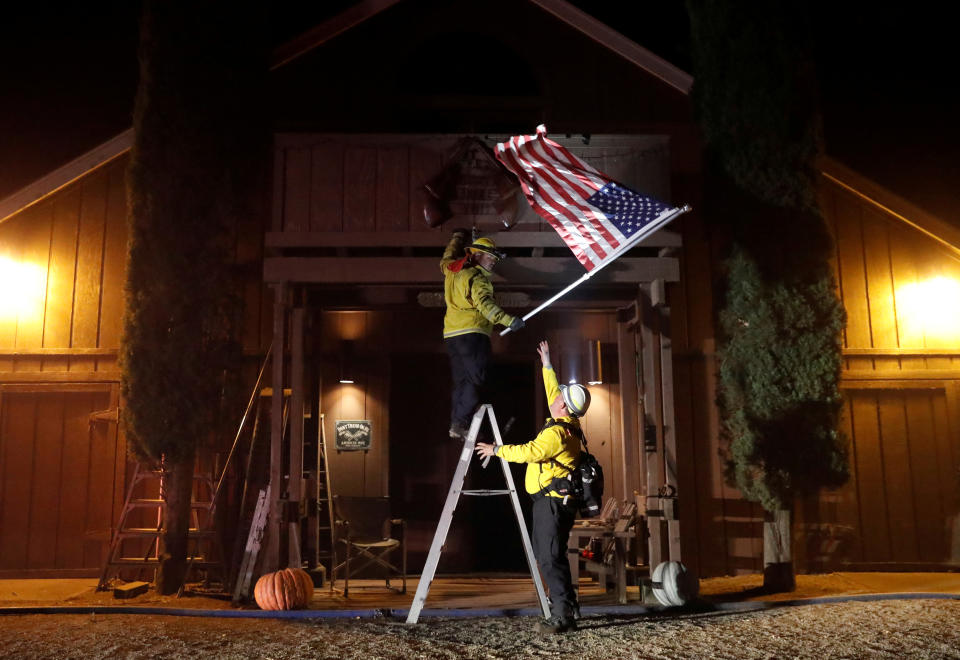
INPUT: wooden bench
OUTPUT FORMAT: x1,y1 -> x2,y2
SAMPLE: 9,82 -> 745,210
567,499 -> 638,604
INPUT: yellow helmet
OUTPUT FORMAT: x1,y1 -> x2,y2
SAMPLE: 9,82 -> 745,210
466,236 -> 506,261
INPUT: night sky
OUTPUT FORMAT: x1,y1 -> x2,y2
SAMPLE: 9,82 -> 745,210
1,2 -> 956,222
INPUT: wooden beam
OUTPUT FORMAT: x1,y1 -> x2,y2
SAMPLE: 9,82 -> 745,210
843,348 -> 960,357
264,257 -> 679,284
0,129 -> 133,224
0,348 -> 118,357
288,308 -> 305,569
265,230 -> 682,249
658,304 -> 682,563
616,307 -> 641,501
527,0 -> 693,95
0,372 -> 119,383
266,283 -> 287,573
637,284 -> 663,569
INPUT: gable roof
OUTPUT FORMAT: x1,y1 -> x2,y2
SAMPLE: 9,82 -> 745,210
0,0 -> 690,224
820,155 -> 960,257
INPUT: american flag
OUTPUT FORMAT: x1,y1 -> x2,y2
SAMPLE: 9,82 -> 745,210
495,125 -> 680,272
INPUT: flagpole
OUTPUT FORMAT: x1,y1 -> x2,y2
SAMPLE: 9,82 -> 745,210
500,205 -> 691,336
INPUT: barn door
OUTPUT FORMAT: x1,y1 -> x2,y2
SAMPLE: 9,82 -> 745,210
0,383 -> 123,577
807,382 -> 960,569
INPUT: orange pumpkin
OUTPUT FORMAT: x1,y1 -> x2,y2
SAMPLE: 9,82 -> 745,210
253,567 -> 314,610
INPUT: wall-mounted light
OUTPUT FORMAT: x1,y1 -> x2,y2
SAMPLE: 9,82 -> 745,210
585,339 -> 603,385
338,340 -> 355,384
0,256 -> 45,322
897,276 -> 960,340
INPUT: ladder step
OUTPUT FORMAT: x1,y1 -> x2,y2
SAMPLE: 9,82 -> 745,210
118,529 -> 216,538
128,499 -> 212,507
112,558 -> 221,567
462,489 -> 513,496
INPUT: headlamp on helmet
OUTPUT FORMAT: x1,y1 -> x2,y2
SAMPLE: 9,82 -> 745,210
559,383 -> 591,417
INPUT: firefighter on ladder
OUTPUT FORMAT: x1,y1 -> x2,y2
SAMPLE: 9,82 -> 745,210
475,340 -> 591,634
441,229 -> 524,439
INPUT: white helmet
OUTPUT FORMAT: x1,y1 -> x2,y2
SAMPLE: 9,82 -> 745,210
559,383 -> 591,417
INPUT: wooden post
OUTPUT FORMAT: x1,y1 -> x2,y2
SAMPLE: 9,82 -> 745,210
617,305 -> 641,499
288,307 -> 305,569
265,282 -> 287,573
638,283 -> 664,569
763,508 -> 795,592
653,279 -> 682,564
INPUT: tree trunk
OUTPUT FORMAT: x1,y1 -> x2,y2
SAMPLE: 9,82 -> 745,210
762,508 -> 795,592
156,451 -> 196,595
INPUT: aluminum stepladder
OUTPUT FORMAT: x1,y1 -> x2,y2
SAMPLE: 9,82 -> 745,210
405,404 -> 550,624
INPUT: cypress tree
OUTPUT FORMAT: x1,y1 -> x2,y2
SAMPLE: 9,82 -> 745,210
122,1 -> 267,594
686,1 -> 848,586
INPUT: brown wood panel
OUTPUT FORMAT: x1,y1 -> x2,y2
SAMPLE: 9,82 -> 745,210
13,205 -> 52,371
83,401 -> 119,568
888,226 -> 926,370
42,191 -> 81,368
0,393 -> 37,569
933,387 -> 960,520
925,253 -> 960,369
96,163 -> 129,359
376,148 -> 409,232
309,142 -> 344,231
69,169 -> 108,372
283,147 -> 312,232
831,189 -> 872,371
833,395 -> 864,563
55,391 -> 97,568
849,392 -> 891,562
861,208 -> 899,368
876,391 -> 918,560
0,214 -> 26,369
27,393 -> 65,568
903,390 -> 948,561
343,148 -> 377,231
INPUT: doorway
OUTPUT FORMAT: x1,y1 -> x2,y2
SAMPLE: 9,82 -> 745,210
389,350 -> 537,574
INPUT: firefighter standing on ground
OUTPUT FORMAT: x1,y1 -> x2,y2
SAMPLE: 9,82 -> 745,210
475,340 -> 590,634
441,229 -> 524,438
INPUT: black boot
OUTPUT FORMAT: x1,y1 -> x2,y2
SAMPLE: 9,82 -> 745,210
534,615 -> 577,634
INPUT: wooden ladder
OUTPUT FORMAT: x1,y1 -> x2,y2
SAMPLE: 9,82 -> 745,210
97,462 -> 223,591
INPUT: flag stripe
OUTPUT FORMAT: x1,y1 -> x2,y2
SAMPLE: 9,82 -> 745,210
499,140 -> 603,268
529,138 -> 625,248
514,138 -> 615,251
495,125 -> 678,273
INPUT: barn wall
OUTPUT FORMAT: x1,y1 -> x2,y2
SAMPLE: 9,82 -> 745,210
0,158 -> 127,576
0,155 -> 272,576
796,178 -> 960,570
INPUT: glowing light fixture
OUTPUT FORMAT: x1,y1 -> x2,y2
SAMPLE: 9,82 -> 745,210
584,339 -> 603,385
0,256 -> 46,321
896,276 -> 960,340
338,340 -> 355,384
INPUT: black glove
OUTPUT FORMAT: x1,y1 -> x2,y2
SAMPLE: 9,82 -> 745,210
508,317 -> 525,333
452,228 -> 470,241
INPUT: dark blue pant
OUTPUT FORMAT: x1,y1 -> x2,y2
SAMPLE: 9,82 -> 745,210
445,332 -> 491,428
532,495 -> 578,618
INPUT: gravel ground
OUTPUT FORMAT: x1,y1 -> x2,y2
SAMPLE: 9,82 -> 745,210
1,598 -> 959,659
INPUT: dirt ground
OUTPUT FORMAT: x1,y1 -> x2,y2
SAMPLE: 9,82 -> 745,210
1,573 -> 959,659
1,598 -> 958,659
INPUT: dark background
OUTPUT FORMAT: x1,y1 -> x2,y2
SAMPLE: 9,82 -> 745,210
1,1 -> 957,220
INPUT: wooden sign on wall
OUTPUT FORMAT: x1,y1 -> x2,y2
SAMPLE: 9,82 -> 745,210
335,420 -> 372,451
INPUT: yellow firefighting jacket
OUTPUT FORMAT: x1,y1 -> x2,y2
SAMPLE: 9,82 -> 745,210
441,234 -> 515,338
495,366 -> 582,497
